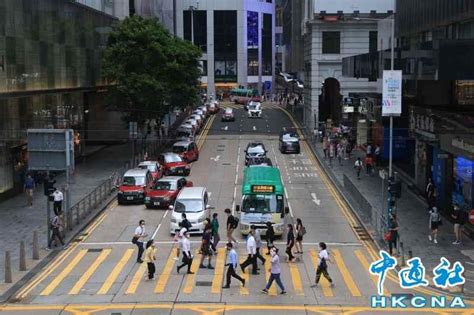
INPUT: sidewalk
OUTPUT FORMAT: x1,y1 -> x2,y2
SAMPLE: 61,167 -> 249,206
306,137 -> 474,295
0,144 -> 131,284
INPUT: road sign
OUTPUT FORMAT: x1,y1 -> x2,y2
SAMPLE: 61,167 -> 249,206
469,210 -> 474,225
27,129 -> 74,171
382,70 -> 402,117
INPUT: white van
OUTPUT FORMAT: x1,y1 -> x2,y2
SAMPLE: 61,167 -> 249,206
169,187 -> 210,234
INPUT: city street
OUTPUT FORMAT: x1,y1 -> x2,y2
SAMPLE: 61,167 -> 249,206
1,105 -> 469,314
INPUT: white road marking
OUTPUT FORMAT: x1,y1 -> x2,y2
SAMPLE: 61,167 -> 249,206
253,126 -> 256,131
163,209 -> 169,218
311,193 -> 321,206
210,155 -> 221,162
223,126 -> 228,131
81,240 -> 362,246
151,223 -> 162,239
287,201 -> 294,218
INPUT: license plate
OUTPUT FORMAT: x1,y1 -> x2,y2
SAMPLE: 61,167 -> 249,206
126,196 -> 134,200
154,202 -> 160,206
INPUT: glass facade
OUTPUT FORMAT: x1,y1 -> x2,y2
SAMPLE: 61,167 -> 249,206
214,11 -> 237,82
262,13 -> 272,76
0,0 -> 116,198
183,10 -> 207,52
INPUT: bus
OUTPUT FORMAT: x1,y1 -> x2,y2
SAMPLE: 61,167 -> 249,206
236,166 -> 289,236
229,88 -> 261,104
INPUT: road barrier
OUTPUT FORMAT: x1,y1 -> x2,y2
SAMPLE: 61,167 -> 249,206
32,230 -> 39,260
4,251 -> 12,283
19,241 -> 26,271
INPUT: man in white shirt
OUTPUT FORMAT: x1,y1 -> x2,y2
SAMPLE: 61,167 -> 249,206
52,187 -> 64,215
251,225 -> 266,265
177,231 -> 194,274
133,220 -> 148,263
240,230 -> 258,275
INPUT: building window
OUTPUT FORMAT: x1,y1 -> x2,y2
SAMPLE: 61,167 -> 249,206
248,48 -> 258,75
322,31 -> 340,54
214,11 -> 237,82
262,13 -> 272,75
183,10 -> 207,52
369,31 -> 377,53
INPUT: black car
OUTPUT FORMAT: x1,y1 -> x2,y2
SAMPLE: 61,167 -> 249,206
244,142 -> 267,165
279,130 -> 300,154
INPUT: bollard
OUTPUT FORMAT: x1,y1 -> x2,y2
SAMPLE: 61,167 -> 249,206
5,251 -> 12,283
408,249 -> 413,260
19,240 -> 27,271
33,230 -> 39,260
400,242 -> 405,266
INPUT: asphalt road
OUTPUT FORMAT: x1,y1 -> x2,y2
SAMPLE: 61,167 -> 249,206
1,104 -> 469,315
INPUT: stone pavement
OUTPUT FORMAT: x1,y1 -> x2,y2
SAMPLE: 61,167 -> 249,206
306,136 -> 474,295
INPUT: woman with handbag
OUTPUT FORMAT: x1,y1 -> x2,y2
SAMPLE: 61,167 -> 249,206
311,242 -> 334,288
295,218 -> 305,254
429,207 -> 441,244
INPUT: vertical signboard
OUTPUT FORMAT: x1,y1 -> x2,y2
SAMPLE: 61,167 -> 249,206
382,70 -> 402,117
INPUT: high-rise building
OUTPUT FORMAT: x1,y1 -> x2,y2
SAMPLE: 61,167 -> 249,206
73,0 -> 130,19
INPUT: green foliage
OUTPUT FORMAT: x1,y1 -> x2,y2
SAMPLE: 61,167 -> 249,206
102,15 -> 201,122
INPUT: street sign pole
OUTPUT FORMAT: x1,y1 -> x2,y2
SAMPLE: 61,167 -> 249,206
46,166 -> 51,249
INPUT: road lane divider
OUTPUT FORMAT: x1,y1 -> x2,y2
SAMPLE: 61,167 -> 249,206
154,249 -> 177,294
125,261 -> 147,294
69,249 -> 112,294
211,248 -> 226,293
264,255 -> 277,296
40,249 -> 88,296
182,249 -> 201,294
354,249 -> 390,296
309,249 -> 333,297
97,248 -> 134,295
239,257 -> 249,295
331,249 -> 361,297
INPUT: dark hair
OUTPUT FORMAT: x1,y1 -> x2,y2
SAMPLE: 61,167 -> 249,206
146,239 -> 154,248
224,208 -> 231,214
139,219 -> 145,225
319,242 -> 327,250
287,224 -> 293,231
182,213 -> 187,219
296,218 -> 302,226
226,242 -> 233,248
272,247 -> 279,254
266,221 -> 272,227
213,213 -> 218,218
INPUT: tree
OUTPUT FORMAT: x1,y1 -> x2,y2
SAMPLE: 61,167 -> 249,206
102,16 -> 201,123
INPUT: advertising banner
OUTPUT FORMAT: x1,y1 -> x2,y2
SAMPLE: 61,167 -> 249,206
382,70 -> 402,116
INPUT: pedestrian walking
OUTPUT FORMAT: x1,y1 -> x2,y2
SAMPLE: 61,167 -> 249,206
311,242 -> 334,288
24,174 -> 35,207
328,142 -> 335,166
261,247 -> 286,295
365,155 -> 373,176
374,145 -> 381,166
285,224 -> 296,262
180,213 -> 192,231
428,207 -> 442,244
199,224 -> 214,269
451,205 -> 467,245
366,143 -> 373,156
265,221 -> 275,255
240,230 -> 258,274
387,215 -> 399,256
337,143 -> 344,165
145,240 -> 156,280
211,213 -> 220,254
222,242 -> 245,288
354,158 -> 363,180
48,214 -> 65,249
225,208 -> 238,244
323,138 -> 329,159
295,218 -> 306,254
177,231 -> 194,274
133,220 -> 148,263
52,187 -> 64,215
173,227 -> 187,261
251,225 -> 266,265
425,178 -> 436,209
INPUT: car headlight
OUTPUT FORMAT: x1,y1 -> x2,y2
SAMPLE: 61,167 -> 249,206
145,197 -> 150,201
171,217 -> 177,223
162,196 -> 170,201
198,217 -> 206,223
169,167 -> 176,171
185,165 -> 190,169
118,191 -> 123,194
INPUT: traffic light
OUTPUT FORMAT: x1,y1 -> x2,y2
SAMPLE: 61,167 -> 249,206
44,178 -> 56,196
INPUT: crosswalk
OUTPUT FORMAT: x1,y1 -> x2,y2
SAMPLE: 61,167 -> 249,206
30,244 -> 392,299
222,103 -> 283,110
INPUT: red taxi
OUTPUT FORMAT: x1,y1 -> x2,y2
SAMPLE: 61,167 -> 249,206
138,161 -> 163,181
144,176 -> 193,209
158,152 -> 191,176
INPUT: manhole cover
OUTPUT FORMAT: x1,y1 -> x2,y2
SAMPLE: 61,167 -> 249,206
195,281 -> 212,286
87,248 -> 103,253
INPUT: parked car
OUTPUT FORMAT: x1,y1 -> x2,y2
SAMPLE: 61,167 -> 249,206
247,101 -> 262,118
182,119 -> 198,133
189,114 -> 204,128
172,140 -> 199,162
244,142 -> 267,166
158,152 -> 191,176
137,161 -> 163,181
198,106 -> 209,117
279,130 -> 300,154
221,107 -> 235,122
144,176 -> 193,209
117,168 -> 153,204
176,126 -> 195,142
209,102 -> 220,114
169,187 -> 211,234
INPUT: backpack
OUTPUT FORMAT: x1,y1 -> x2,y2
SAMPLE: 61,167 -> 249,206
459,210 -> 469,225
232,216 -> 239,229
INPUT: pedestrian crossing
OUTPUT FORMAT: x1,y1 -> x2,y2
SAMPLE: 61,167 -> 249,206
30,244 -> 394,299
222,103 -> 283,110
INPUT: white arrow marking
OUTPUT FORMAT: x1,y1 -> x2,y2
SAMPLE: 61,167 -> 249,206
253,126 -> 256,131
311,193 -> 321,206
210,155 -> 221,162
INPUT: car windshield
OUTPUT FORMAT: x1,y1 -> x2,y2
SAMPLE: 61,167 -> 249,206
283,134 -> 299,142
247,145 -> 265,155
242,194 -> 283,213
174,199 -> 204,213
164,154 -> 183,163
139,164 -> 157,172
154,181 -> 176,190
123,176 -> 145,186
248,104 -> 257,110
225,109 -> 232,114
173,145 -> 187,153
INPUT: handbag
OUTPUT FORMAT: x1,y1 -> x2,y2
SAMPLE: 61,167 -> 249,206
384,231 -> 392,241
131,236 -> 139,244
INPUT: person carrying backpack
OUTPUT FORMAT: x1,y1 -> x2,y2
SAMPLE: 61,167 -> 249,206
428,207 -> 442,244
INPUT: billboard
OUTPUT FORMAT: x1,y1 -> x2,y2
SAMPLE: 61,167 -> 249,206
382,70 -> 402,117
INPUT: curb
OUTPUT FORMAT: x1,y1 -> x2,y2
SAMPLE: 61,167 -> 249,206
0,194 -> 117,303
